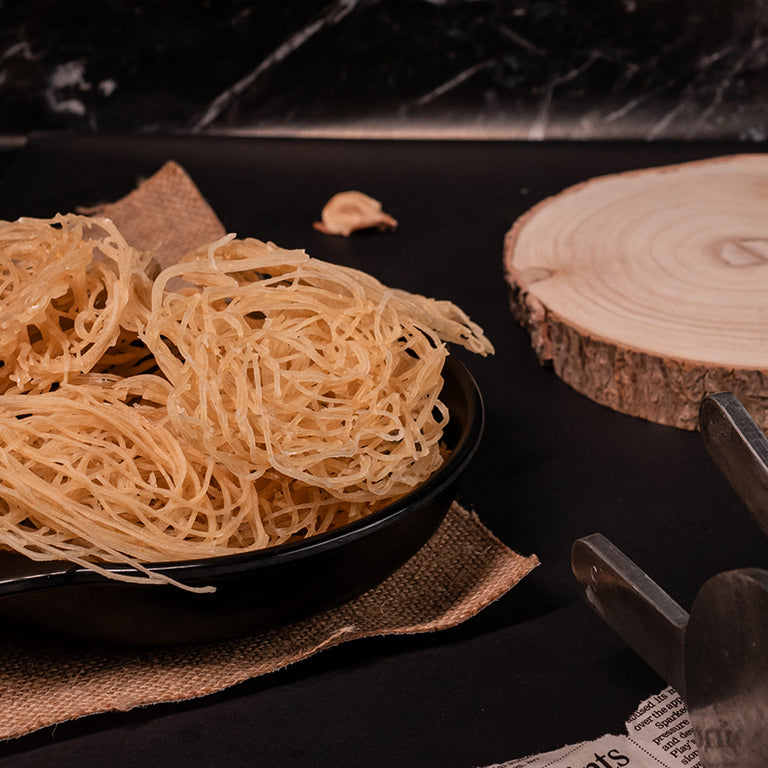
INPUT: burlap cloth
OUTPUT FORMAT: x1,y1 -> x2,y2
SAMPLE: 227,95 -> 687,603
0,163 -> 539,741
82,160 -> 226,270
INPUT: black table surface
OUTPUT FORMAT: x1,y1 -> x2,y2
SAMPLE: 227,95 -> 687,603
0,133 -> 766,768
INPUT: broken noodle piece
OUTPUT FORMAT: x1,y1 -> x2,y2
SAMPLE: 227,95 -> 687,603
313,190 -> 398,236
0,219 -> 492,591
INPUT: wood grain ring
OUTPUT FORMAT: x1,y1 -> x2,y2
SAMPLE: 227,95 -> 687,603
503,154 -> 768,430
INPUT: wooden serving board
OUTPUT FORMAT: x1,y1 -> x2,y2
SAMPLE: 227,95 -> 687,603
503,154 -> 768,430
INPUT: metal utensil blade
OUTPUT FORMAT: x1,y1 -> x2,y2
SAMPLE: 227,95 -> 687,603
685,568 -> 768,768
699,392 -> 768,539
572,533 -> 688,697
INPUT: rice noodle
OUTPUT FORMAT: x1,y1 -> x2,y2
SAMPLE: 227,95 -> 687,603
0,214 -> 153,392
0,379 -> 388,592
0,220 -> 492,590
142,237 -> 493,500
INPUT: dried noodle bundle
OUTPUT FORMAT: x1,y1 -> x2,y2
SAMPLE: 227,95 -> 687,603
0,214 -> 152,392
0,377 -> 391,591
0,220 -> 492,590
142,236 -> 493,501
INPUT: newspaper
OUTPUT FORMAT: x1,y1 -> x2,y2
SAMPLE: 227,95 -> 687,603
487,687 -> 700,768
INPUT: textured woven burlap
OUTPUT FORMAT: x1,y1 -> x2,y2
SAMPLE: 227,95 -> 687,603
1,503 -> 538,740
82,160 -> 226,269
0,165 -> 539,741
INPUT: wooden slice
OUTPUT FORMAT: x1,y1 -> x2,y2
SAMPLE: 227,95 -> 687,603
503,154 -> 768,430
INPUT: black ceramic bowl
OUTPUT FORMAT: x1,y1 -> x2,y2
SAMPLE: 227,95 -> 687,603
0,355 -> 484,645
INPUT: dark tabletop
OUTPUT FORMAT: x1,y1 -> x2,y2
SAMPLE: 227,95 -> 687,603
0,134 -> 765,768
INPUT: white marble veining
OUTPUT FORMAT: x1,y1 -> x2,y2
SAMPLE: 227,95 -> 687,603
1,0 -> 767,140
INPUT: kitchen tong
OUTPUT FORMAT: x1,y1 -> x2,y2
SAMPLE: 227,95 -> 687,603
572,392 -> 768,768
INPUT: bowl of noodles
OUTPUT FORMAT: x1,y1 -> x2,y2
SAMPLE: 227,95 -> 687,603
0,215 -> 492,644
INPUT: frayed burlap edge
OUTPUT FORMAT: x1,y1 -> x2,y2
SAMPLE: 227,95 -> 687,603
0,503 -> 538,741
80,160 -> 226,269
0,163 -> 539,741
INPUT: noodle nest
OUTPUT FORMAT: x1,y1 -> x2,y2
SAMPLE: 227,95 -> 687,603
0,215 -> 492,591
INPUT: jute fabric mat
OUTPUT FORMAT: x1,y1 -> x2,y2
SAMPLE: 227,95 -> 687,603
0,503 -> 537,740
81,160 -> 226,269
0,164 -> 539,741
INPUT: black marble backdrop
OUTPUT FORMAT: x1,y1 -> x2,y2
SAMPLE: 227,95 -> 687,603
1,0 -> 768,140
